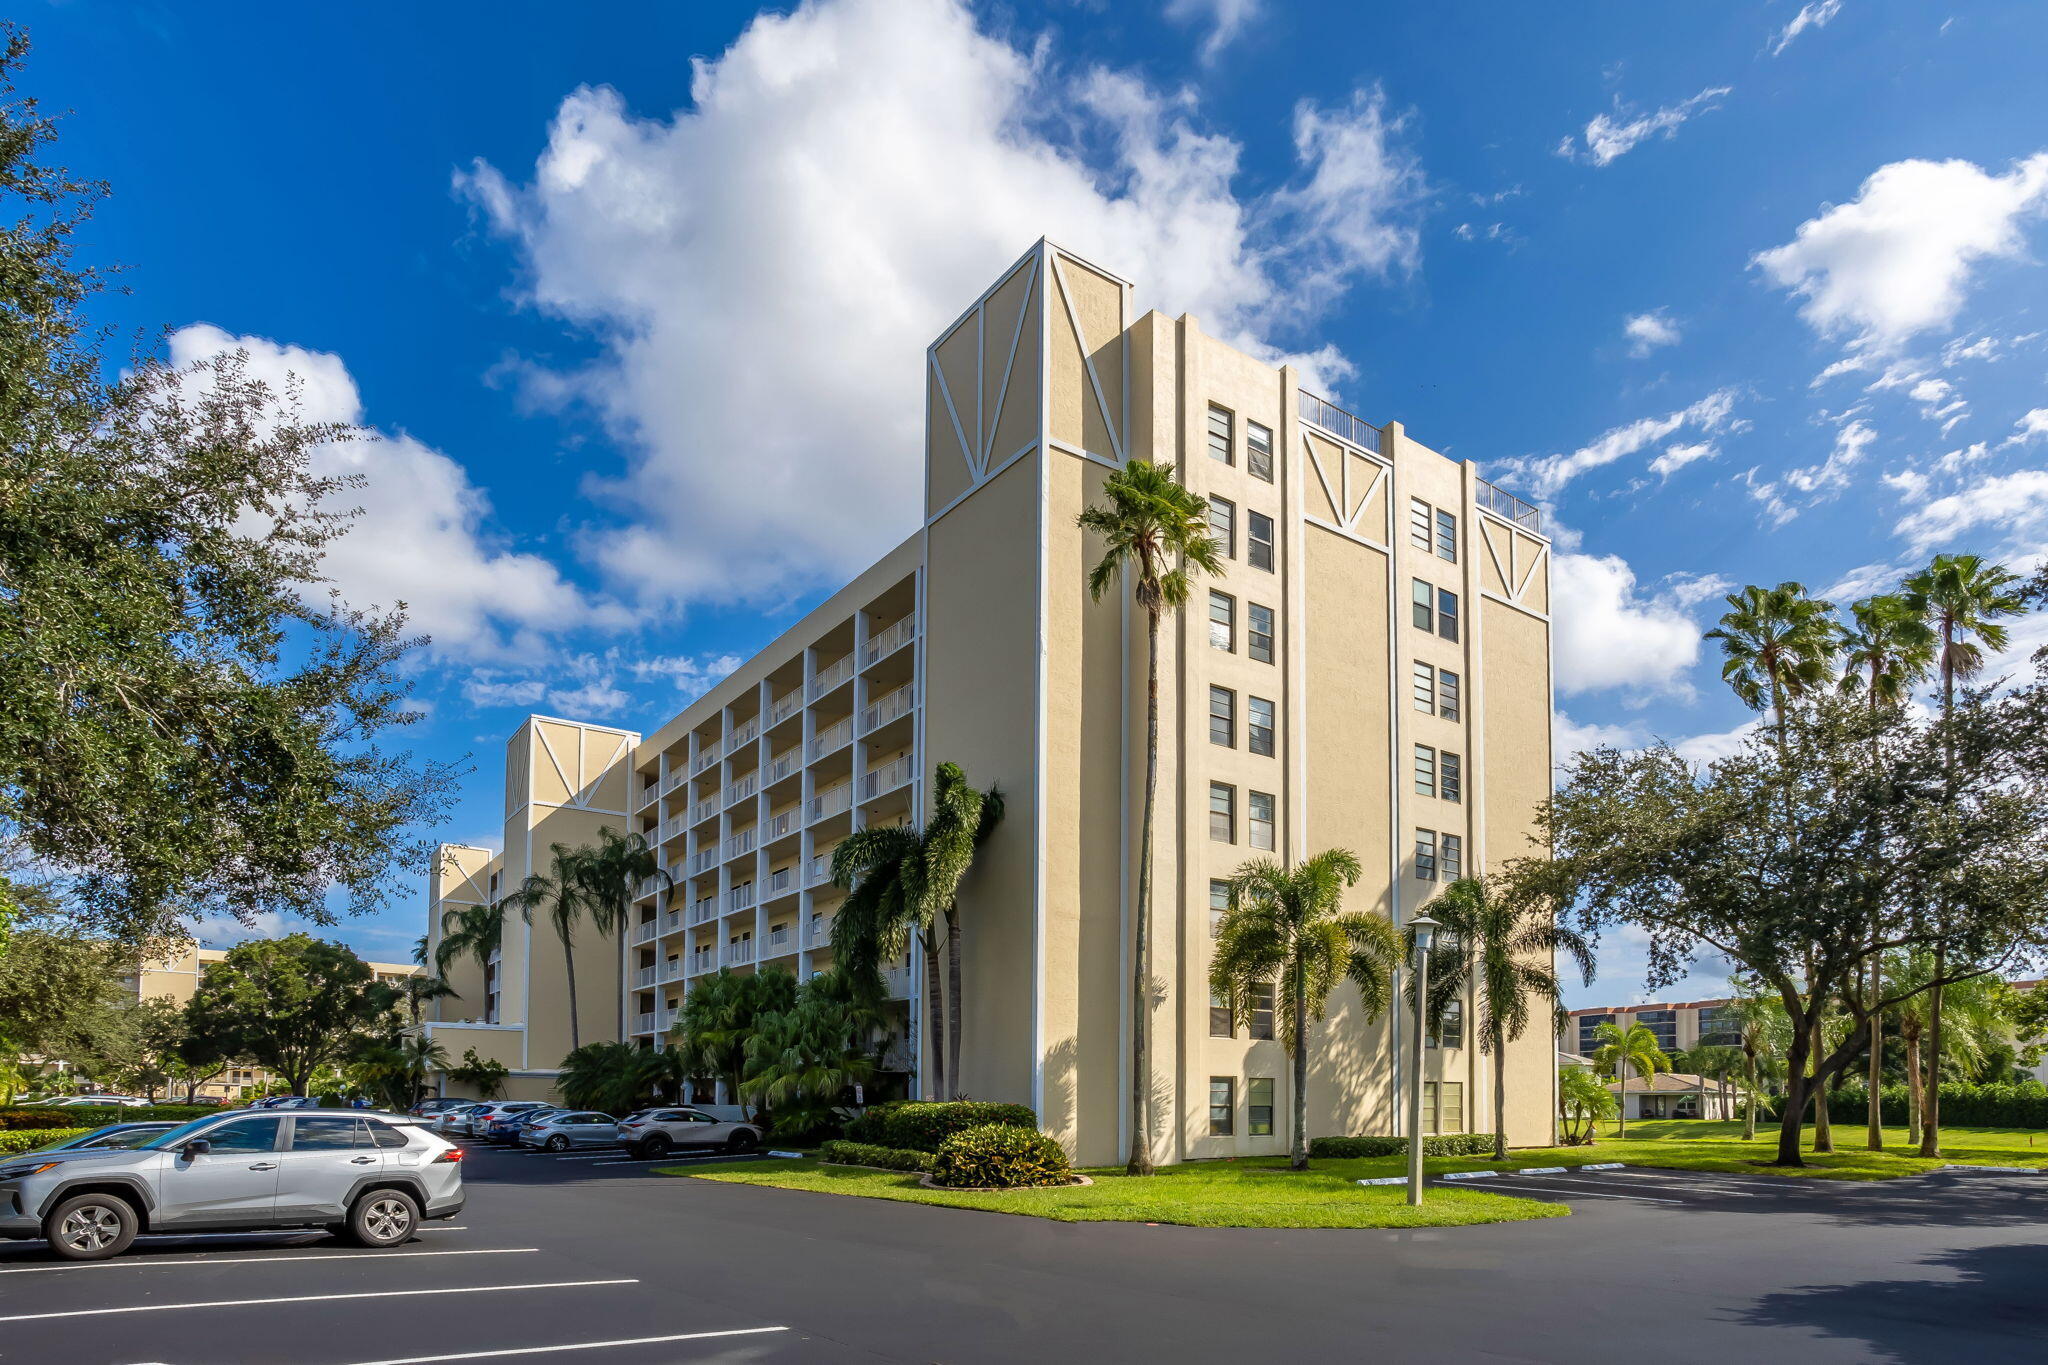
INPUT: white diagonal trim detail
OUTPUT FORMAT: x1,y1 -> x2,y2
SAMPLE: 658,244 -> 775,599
928,350 -> 976,483
1480,517 -> 1512,599
1050,252 -> 1124,463
1514,542 -> 1549,602
1307,434 -> 1342,526
531,724 -> 576,810
1350,464 -> 1389,534
984,255 -> 1039,474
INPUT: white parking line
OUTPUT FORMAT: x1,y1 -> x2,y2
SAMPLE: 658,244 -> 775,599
1515,1173 -> 1764,1199
1446,1179 -> 1684,1205
0,1278 -> 638,1324
591,1152 -> 756,1167
0,1248 -> 538,1275
1605,1170 -> 1818,1192
345,1327 -> 791,1364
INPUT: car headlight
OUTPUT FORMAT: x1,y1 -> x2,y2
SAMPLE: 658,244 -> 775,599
0,1162 -> 59,1181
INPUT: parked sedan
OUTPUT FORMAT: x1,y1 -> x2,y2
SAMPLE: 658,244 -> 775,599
432,1104 -> 492,1137
481,1104 -> 557,1143
518,1111 -> 621,1152
618,1107 -> 762,1157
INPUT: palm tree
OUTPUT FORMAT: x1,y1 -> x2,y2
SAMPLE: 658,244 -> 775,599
1727,991 -> 1783,1140
1839,593 -> 1936,1150
925,763 -> 1003,1103
1415,876 -> 1595,1161
1208,849 -> 1400,1171
578,827 -> 671,947
1079,458 -> 1224,1176
829,823 -> 933,1089
398,1034 -> 448,1107
1590,1021 -> 1670,1137
1903,553 -> 2024,1158
434,900 -> 508,981
398,974 -> 458,1030
741,974 -> 883,1138
498,842 -> 610,1054
670,968 -> 798,1116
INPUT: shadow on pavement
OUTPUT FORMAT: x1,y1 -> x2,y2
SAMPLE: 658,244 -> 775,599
1734,1242 -> 2048,1363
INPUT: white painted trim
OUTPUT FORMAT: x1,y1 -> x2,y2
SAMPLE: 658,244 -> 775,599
1514,543 -> 1550,602
1480,590 -> 1551,623
1050,251 -> 1124,463
928,351 -> 976,486
1301,514 -> 1392,555
926,442 -> 1036,525
1030,240 -> 1050,1124
1476,505 -> 1550,545
1046,437 -> 1122,469
986,254 -> 1040,471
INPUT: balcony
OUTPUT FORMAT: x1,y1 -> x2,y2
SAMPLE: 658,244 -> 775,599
807,783 -> 853,825
726,717 -> 760,755
808,653 -> 854,700
656,816 -> 686,844
881,964 -> 911,999
725,828 -> 756,861
689,796 -> 719,825
860,681 -> 916,734
692,746 -> 720,776
688,898 -> 718,927
1298,389 -> 1384,455
653,1007 -> 676,1035
860,613 -> 917,667
765,865 -> 796,899
767,688 -> 803,728
861,754 -> 916,801
725,940 -> 756,967
726,771 -> 759,808
807,715 -> 853,761
687,848 -> 719,876
635,781 -> 660,810
804,915 -> 834,950
635,873 -> 663,899
659,906 -> 683,937
762,808 -> 798,844
632,1011 -> 656,1035
688,947 -> 716,974
764,746 -> 802,786
659,957 -> 687,985
662,767 -> 689,796
634,964 -> 657,988
763,924 -> 794,957
807,853 -> 834,888
1476,478 -> 1543,535
631,919 -> 659,946
727,883 -> 756,913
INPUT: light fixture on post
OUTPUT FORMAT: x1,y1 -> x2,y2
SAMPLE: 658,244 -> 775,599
1406,912 -> 1439,1208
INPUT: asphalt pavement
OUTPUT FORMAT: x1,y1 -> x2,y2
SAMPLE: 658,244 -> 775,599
1,1138 -> 2043,1364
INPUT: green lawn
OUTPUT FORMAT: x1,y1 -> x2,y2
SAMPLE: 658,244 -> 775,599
671,1156 -> 1568,1229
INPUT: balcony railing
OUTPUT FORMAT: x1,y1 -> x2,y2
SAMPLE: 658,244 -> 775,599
860,613 -> 917,666
660,907 -> 683,937
861,754 -> 916,801
763,925 -> 793,956
687,848 -> 719,876
631,919 -> 659,946
662,767 -> 689,796
767,689 -> 803,727
633,1011 -> 656,1034
860,682 -> 916,734
725,717 -> 760,755
725,940 -> 756,967
765,865 -> 795,899
659,957 -> 687,984
881,964 -> 911,999
725,828 -> 756,861
762,808 -> 797,844
635,781 -> 660,810
808,654 -> 854,700
689,898 -> 718,927
807,715 -> 853,761
727,883 -> 756,913
807,783 -> 853,824
688,949 -> 716,974
804,915 -> 834,949
634,964 -> 657,988
764,746 -> 802,785
807,853 -> 834,888
692,746 -> 720,775
636,873 -> 662,899
1298,389 -> 1384,455
726,772 -> 759,807
652,1008 -> 675,1035
689,796 -> 719,825
1475,478 -> 1543,535
656,816 -> 686,844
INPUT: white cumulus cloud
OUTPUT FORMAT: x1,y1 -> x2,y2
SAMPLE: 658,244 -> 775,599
1557,86 -> 1731,167
1769,0 -> 1844,56
1745,418 -> 1878,525
1649,441 -> 1718,479
1624,310 -> 1682,357
1894,468 -> 2048,553
1550,551 -> 1710,700
2005,408 -> 2048,447
1497,388 -> 1739,499
459,0 -> 1430,611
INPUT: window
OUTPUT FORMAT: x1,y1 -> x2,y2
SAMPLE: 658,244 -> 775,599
1247,603 -> 1275,663
1431,999 -> 1466,1050
1577,1014 -> 1613,1055
368,1121 -> 409,1150
1412,578 -> 1435,631
201,1117 -> 281,1154
1248,697 -> 1275,757
1409,498 -> 1432,552
1696,1005 -> 1740,1049
1413,662 -> 1435,714
1441,833 -> 1464,880
1247,421 -> 1274,481
1415,829 -> 1438,881
1207,405 -> 1234,465
291,1116 -> 365,1150
1247,511 -> 1275,572
1414,744 -> 1437,797
1209,1078 -> 1235,1135
1209,497 -> 1235,559
1439,670 -> 1461,722
1209,686 -> 1235,747
1247,1078 -> 1275,1136
1437,588 -> 1460,642
1435,508 -> 1458,563
1635,1009 -> 1679,1053
1209,783 -> 1236,843
1440,751 -> 1462,803
1209,591 -> 1235,652
1209,880 -> 1230,938
1424,1081 -> 1465,1134
1249,791 -> 1276,850
1209,991 -> 1234,1038
1248,982 -> 1276,1040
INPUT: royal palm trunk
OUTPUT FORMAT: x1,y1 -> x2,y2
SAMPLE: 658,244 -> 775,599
1128,606 -> 1160,1176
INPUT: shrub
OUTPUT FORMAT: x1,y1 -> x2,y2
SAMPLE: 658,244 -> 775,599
1307,1133 -> 1498,1160
0,1128 -> 91,1154
1763,1081 -> 2048,1129
0,1105 -> 220,1131
818,1140 -> 933,1173
843,1100 -> 1037,1153
929,1123 -> 1072,1189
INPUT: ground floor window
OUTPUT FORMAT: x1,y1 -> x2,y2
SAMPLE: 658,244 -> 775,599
1247,1077 -> 1274,1136
1208,1077 -> 1235,1135
1424,1081 -> 1465,1135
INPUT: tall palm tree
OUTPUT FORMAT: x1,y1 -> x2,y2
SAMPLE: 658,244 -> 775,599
1839,594 -> 1936,1150
1727,991 -> 1783,1140
1415,877 -> 1595,1161
829,824 -> 933,1089
1590,1021 -> 1670,1137
1903,553 -> 2024,1158
398,974 -> 457,1030
578,828 -> 671,946
398,1034 -> 448,1107
1208,849 -> 1398,1170
434,900 -> 508,981
1079,459 -> 1224,1176
670,968 -> 798,1116
498,842 -> 612,1054
923,763 -> 1003,1097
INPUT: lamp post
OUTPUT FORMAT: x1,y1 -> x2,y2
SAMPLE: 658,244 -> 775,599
1406,912 -> 1439,1207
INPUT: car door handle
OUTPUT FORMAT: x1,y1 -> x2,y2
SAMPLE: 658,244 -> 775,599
248,1162 -> 278,1171
351,1156 -> 376,1164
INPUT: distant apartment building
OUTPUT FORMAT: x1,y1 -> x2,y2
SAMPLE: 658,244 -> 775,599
424,239 -> 1558,1166
1567,999 -> 1744,1060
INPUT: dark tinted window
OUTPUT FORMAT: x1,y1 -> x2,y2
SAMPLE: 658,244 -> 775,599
291,1116 -> 364,1150
369,1122 -> 410,1149
202,1117 -> 282,1154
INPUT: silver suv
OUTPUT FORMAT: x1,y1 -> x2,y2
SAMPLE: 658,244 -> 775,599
0,1109 -> 464,1261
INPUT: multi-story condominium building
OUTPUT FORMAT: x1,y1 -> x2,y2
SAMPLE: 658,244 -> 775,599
1565,999 -> 1745,1060
423,239 -> 1557,1166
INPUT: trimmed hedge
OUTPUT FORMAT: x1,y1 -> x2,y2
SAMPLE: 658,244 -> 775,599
1765,1081 -> 2048,1129
1307,1133 -> 1499,1159
818,1140 -> 934,1173
0,1128 -> 91,1155
0,1105 -> 220,1131
929,1123 -> 1073,1189
843,1101 -> 1038,1153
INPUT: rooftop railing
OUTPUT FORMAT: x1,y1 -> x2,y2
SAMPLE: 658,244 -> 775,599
1475,478 -> 1543,535
1298,390 -> 1384,455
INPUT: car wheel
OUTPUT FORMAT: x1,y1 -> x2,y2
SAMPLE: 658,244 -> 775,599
725,1129 -> 760,1154
43,1192 -> 139,1261
640,1132 -> 673,1158
343,1189 -> 420,1248
545,1135 -> 570,1152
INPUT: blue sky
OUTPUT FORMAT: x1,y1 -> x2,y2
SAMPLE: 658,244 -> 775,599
35,1 -> 2048,1001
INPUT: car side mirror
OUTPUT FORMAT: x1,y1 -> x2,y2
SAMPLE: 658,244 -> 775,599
181,1139 -> 210,1159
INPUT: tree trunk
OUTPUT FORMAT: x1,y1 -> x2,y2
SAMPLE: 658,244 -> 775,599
1905,1025 -> 1924,1147
1866,959 -> 1885,1151
946,907 -> 963,1101
1493,1026 -> 1509,1162
1811,1017 -> 1833,1153
923,936 -> 946,1101
1742,1051 -> 1758,1139
563,935 -> 580,1054
1291,972 -> 1309,1171
1773,1022 -> 1811,1167
1920,956 -> 1944,1158
1128,608 -> 1160,1177
1615,1060 -> 1627,1138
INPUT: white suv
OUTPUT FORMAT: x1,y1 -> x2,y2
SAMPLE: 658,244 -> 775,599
0,1109 -> 464,1261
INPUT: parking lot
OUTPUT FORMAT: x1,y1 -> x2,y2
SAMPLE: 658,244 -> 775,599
4,1139 -> 2045,1364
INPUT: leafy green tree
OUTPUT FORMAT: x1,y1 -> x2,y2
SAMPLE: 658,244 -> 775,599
1558,1067 -> 1615,1145
1209,849 -> 1400,1171
0,34 -> 451,943
1415,876 -> 1594,1160
0,917 -> 128,1072
1903,553 -> 2026,1157
741,973 -> 887,1138
1589,1021 -> 1670,1137
447,1046 -> 507,1100
670,968 -> 798,1117
184,934 -> 398,1095
1079,459 -> 1224,1176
